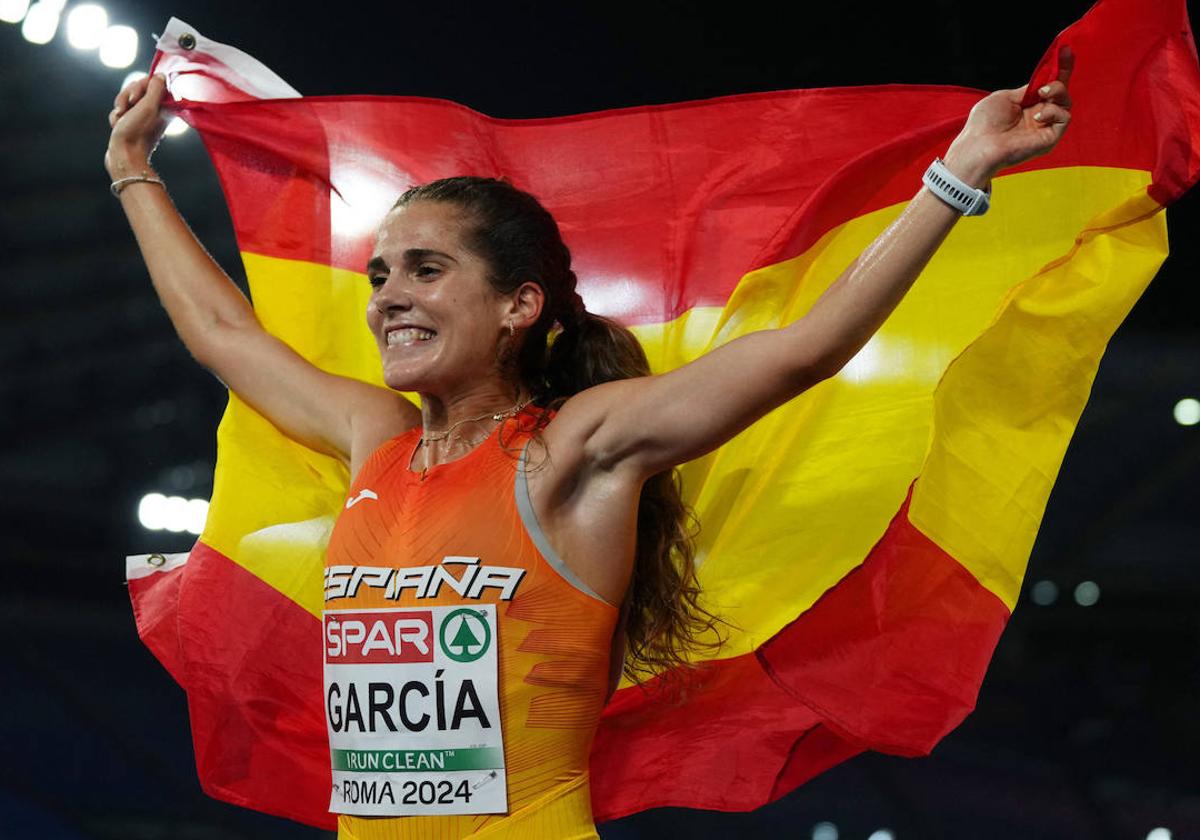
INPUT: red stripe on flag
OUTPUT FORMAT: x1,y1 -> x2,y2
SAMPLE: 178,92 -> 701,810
589,645 -> 854,820
589,483 -> 1010,821
756,483 -> 1011,756
131,485 -> 1006,827
129,560 -> 186,687
129,542 -> 336,830
175,0 -> 1200,326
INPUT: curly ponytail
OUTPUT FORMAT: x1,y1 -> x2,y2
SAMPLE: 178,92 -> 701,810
543,310 -> 645,402
393,176 -> 726,684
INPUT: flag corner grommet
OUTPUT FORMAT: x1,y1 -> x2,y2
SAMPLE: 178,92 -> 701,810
177,32 -> 196,50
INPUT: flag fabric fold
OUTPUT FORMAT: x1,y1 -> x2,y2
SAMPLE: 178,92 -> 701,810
125,1 -> 1200,829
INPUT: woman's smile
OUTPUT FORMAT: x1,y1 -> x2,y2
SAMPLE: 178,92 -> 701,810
385,326 -> 438,347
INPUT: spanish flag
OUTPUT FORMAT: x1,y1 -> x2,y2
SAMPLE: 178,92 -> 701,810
125,0 -> 1200,828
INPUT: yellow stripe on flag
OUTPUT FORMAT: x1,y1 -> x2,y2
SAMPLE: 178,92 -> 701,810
202,166 -> 1158,644
202,257 -> 387,617
908,188 -> 1167,609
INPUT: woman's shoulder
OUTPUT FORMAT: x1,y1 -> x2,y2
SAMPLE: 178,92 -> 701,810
535,380 -> 641,467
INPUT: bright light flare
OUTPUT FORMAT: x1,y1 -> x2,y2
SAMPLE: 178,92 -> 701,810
0,0 -> 30,25
162,496 -> 190,532
812,823 -> 839,840
64,2 -> 106,49
1146,828 -> 1172,840
1074,580 -> 1100,607
868,831 -> 896,840
20,1 -> 59,43
163,117 -> 189,137
99,23 -> 137,68
1031,579 -> 1058,606
137,493 -> 168,531
1174,397 -> 1200,426
137,493 -> 209,535
329,161 -> 405,240
185,498 -> 209,535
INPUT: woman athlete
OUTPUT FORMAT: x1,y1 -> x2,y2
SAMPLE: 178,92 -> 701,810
106,55 -> 1072,839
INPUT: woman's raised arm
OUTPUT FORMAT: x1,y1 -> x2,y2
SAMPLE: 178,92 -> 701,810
552,54 -> 1075,481
106,75 -> 418,469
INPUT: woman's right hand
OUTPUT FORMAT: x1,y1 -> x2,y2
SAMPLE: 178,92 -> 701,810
103,70 -> 420,474
105,73 -> 169,178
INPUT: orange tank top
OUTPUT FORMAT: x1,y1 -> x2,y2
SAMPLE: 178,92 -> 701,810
324,408 -> 618,840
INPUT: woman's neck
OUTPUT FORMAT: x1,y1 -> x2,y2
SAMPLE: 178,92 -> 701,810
413,380 -> 532,472
418,380 -> 530,434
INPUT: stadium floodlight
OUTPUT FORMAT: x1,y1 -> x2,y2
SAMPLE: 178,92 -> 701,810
812,823 -> 839,840
1174,397 -> 1200,426
0,0 -> 31,25
65,2 -> 106,49
137,493 -> 168,531
185,498 -> 209,536
137,493 -> 209,533
1073,580 -> 1101,607
1030,579 -> 1059,606
99,23 -> 137,68
161,495 -> 191,533
20,1 -> 58,43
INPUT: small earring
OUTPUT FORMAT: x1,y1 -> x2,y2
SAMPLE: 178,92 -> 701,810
507,321 -> 515,336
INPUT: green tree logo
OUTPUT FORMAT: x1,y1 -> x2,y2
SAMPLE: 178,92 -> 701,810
439,609 -> 492,662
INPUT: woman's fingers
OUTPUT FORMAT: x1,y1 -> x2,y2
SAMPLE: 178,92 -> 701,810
1032,101 -> 1071,127
1056,45 -> 1076,86
112,74 -> 154,119
1037,80 -> 1072,108
145,73 -> 166,99
107,74 -> 169,158
135,74 -> 166,114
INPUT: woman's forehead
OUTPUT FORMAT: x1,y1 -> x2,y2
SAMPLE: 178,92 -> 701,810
373,201 -> 474,259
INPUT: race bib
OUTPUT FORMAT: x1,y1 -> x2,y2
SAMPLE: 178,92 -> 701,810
324,605 -> 507,816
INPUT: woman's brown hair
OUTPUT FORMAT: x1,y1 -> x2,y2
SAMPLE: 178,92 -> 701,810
393,176 -> 726,684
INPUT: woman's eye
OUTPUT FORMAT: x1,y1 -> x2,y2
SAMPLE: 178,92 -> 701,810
368,275 -> 386,288
415,265 -> 441,278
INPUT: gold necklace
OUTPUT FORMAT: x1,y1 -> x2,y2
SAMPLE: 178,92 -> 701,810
416,397 -> 532,480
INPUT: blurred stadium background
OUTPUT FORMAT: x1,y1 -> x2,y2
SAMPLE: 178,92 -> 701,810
1,1 -> 1196,838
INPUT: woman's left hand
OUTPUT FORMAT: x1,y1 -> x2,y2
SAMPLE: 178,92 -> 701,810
943,47 -> 1075,187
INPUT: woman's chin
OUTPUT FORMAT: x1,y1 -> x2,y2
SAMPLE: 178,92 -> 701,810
379,342 -> 444,392
381,364 -> 430,393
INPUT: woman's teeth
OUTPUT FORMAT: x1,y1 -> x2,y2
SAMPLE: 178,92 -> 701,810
387,328 -> 436,346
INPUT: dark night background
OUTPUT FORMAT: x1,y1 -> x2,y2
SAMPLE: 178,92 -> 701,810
1,1 -> 1197,838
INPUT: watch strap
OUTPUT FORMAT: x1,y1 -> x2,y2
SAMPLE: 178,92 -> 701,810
922,157 -> 991,216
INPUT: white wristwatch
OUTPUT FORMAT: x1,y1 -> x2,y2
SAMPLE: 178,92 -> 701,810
922,158 -> 991,216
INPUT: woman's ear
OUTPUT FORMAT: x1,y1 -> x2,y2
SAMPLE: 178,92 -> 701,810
509,281 -> 545,330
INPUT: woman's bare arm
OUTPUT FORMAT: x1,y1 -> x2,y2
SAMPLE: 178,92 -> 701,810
107,75 -> 418,466
551,56 -> 1075,481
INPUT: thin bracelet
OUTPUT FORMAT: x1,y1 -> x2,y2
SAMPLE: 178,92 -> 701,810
111,173 -> 165,198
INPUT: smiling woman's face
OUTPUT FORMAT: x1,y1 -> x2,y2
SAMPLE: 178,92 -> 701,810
365,200 -> 511,395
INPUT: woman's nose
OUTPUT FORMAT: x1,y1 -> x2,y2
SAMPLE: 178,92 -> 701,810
373,274 -> 412,314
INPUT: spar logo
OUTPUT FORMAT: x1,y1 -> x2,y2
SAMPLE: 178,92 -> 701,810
438,608 -> 491,663
325,611 -> 434,664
